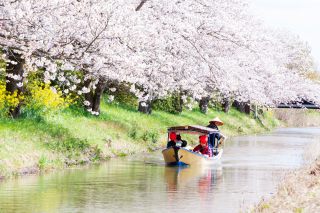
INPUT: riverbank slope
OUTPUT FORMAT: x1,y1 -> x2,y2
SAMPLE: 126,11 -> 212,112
0,102 -> 279,178
253,112 -> 320,213
255,159 -> 320,212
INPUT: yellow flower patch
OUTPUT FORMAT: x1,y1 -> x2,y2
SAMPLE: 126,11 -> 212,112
27,83 -> 66,110
0,81 -> 23,111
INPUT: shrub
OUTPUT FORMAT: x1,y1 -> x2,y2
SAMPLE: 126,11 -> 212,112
152,93 -> 183,114
105,82 -> 138,108
128,125 -> 138,139
46,137 -> 90,153
141,130 -> 159,144
38,155 -> 48,170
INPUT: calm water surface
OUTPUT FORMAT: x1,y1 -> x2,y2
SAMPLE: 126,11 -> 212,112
1,127 -> 320,213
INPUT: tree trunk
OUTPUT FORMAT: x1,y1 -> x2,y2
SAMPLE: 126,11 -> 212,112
5,50 -> 25,118
138,100 -> 152,114
83,74 -> 106,114
244,103 -> 251,114
233,100 -> 250,114
92,78 -> 106,113
174,91 -> 183,114
199,97 -> 210,114
222,98 -> 231,113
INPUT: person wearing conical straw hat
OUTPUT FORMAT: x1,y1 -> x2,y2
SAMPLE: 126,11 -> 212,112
207,117 -> 226,155
207,117 -> 224,130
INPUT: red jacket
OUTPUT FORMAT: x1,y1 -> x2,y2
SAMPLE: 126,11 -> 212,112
193,144 -> 209,155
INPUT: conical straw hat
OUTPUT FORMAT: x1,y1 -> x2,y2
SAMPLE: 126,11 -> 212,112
209,117 -> 224,126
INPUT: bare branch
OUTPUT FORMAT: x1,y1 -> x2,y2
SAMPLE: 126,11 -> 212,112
135,0 -> 148,11
84,17 -> 111,53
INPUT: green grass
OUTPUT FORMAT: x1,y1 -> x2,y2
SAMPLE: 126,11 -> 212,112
0,101 -> 279,178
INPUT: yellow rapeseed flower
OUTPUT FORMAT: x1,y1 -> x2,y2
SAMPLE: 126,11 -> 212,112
27,83 -> 68,111
0,81 -> 23,111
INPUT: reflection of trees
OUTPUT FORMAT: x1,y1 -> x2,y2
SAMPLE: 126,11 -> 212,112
0,159 -> 171,212
0,159 -> 225,213
0,161 -> 156,212
0,175 -> 67,213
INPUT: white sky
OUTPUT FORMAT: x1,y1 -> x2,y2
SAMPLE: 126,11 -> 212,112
249,0 -> 320,70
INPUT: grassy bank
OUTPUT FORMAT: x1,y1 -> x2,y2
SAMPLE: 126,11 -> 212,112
0,101 -> 279,178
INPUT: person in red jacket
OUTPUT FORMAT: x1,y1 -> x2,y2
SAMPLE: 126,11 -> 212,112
167,132 -> 177,148
193,135 -> 209,156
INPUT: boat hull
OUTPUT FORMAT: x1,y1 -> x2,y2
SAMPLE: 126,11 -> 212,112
162,147 -> 222,166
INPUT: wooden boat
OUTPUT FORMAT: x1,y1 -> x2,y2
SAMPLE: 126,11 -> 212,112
162,147 -> 223,165
162,125 -> 225,166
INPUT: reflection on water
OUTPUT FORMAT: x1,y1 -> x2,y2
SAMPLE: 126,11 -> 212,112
164,165 -> 223,202
0,127 -> 319,213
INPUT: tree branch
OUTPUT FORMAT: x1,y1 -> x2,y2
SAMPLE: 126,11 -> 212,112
135,0 -> 148,11
83,14 -> 112,53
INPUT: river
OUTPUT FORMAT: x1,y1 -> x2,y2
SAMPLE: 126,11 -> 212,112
1,127 -> 320,213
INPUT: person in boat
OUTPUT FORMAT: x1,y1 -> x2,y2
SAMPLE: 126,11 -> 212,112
207,117 -> 225,155
167,132 -> 178,148
207,117 -> 224,130
193,135 -> 209,156
176,134 -> 187,147
167,132 -> 187,148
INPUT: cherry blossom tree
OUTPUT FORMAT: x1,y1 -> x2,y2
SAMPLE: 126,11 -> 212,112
1,0 -> 319,118
0,0 -> 141,115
